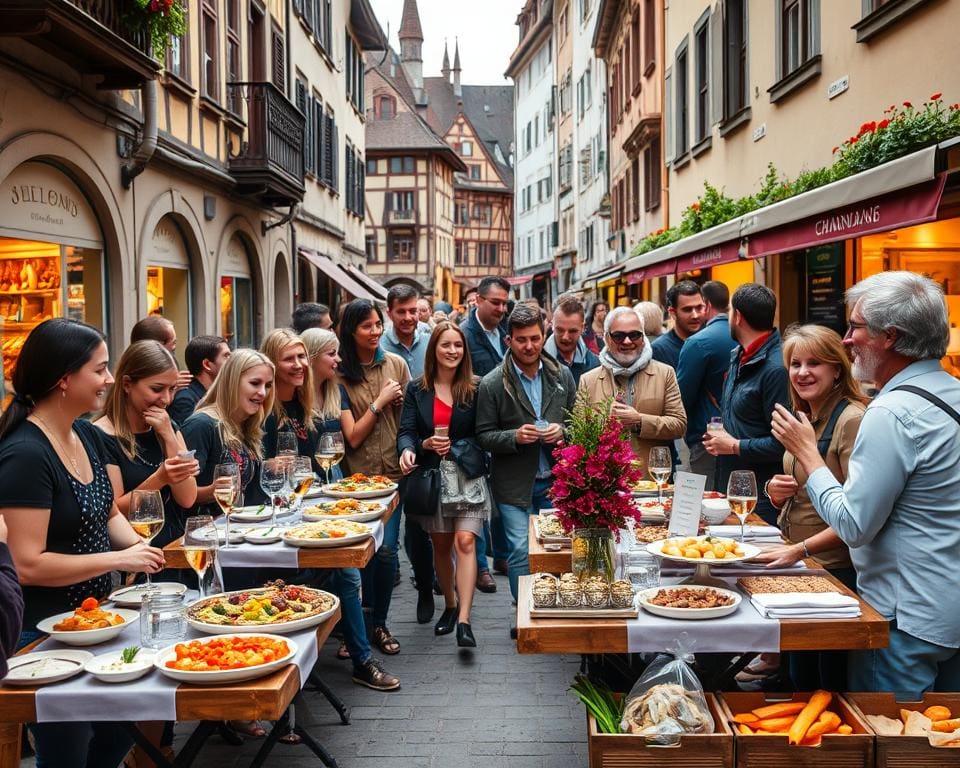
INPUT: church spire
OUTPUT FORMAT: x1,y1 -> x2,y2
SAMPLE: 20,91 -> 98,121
442,39 -> 450,81
453,37 -> 462,98
398,0 -> 424,102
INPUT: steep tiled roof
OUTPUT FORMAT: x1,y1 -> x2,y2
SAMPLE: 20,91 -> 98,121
366,112 -> 467,172
398,0 -> 423,40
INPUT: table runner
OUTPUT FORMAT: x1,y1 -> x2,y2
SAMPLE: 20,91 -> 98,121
625,577 -> 781,653
32,601 -> 320,723
217,519 -> 384,569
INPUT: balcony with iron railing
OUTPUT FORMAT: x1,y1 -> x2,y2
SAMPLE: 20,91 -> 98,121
0,0 -> 160,88
226,82 -> 306,207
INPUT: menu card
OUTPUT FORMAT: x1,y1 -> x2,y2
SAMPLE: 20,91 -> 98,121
668,471 -> 707,537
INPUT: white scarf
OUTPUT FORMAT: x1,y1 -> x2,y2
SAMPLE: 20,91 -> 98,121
598,336 -> 653,379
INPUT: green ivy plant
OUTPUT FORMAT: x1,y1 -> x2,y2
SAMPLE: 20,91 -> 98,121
630,93 -> 960,259
130,0 -> 186,60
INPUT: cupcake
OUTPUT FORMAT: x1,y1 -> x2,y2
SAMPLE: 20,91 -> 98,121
583,580 -> 610,608
609,580 -> 635,608
558,580 -> 583,608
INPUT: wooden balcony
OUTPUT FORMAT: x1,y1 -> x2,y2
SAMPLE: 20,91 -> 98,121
0,0 -> 160,88
227,82 -> 305,207
385,209 -> 418,226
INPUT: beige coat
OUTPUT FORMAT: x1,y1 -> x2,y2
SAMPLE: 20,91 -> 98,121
578,360 -> 687,464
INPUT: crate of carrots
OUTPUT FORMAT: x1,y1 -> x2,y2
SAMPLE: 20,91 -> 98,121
716,690 -> 873,768
844,693 -> 960,767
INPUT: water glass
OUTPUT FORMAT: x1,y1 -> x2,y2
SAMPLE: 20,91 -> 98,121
140,592 -> 186,649
620,549 -> 660,591
260,457 -> 289,526
277,430 -> 298,458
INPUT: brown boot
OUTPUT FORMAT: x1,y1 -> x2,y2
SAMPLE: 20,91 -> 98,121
476,569 -> 497,593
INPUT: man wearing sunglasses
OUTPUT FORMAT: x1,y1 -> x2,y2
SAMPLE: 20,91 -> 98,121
578,307 -> 686,464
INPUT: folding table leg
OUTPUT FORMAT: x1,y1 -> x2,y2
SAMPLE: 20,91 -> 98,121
305,670 -> 350,724
122,720 -> 218,768
246,697 -> 339,768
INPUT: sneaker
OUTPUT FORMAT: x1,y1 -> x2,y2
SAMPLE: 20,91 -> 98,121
352,659 -> 401,691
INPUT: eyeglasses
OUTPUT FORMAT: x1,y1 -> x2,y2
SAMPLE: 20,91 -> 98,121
609,330 -> 644,343
479,295 -> 508,309
845,320 -> 870,335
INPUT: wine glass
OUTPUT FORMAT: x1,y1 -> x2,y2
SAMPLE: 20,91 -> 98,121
276,430 -> 298,459
212,463 -> 240,548
648,446 -> 672,515
183,515 -> 217,598
129,490 -> 164,585
315,431 -> 345,487
727,470 -> 758,542
260,457 -> 288,527
290,457 -> 315,513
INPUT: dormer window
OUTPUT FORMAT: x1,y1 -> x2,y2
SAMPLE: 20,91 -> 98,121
376,95 -> 396,119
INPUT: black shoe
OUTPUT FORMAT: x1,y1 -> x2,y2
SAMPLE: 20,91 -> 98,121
509,625 -> 518,640
394,569 -> 402,587
416,589 -> 435,624
434,605 -> 458,635
476,569 -> 497,593
456,622 -> 476,647
352,659 -> 401,691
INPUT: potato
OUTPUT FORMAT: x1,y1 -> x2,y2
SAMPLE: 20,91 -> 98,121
662,545 -> 681,557
683,547 -> 702,559
703,550 -> 717,559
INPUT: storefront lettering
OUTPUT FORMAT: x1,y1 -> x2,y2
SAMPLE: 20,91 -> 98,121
691,247 -> 722,266
10,184 -> 79,218
814,204 -> 880,237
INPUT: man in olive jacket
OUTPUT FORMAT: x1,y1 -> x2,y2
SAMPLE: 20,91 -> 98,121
476,305 -> 577,601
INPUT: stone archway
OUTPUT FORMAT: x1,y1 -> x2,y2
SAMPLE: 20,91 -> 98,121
273,251 -> 292,330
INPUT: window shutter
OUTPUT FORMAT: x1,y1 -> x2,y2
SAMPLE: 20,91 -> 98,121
664,69 -> 674,162
710,4 -> 724,125
304,0 -> 314,31
327,117 -> 338,189
314,98 -> 323,176
293,0 -> 303,15
272,30 -> 285,92
358,158 -> 365,215
345,146 -> 354,209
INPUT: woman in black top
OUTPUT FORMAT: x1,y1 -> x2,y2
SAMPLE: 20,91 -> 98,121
0,319 -> 164,768
260,328 -> 319,464
94,341 -> 199,549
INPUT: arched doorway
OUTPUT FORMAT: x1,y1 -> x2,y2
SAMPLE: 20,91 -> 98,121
221,233 -> 256,348
274,252 -> 291,329
146,216 -> 193,366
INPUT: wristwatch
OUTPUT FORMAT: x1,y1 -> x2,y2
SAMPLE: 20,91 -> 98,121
369,402 -> 380,417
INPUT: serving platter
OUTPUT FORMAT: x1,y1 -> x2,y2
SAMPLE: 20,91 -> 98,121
230,505 -> 294,523
636,585 -> 742,620
301,500 -> 386,523
283,520 -> 374,548
185,586 -> 339,635
3,650 -> 93,686
36,608 -> 140,647
646,536 -> 762,587
154,634 -> 297,685
320,483 -> 397,499
533,514 -> 571,545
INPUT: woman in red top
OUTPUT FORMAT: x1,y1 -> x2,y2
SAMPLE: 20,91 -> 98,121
398,323 -> 485,647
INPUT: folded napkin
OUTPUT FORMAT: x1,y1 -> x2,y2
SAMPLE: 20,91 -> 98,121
751,591 -> 861,619
706,525 -> 782,540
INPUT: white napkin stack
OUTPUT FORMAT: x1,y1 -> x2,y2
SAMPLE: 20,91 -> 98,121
750,591 -> 861,619
706,525 -> 783,541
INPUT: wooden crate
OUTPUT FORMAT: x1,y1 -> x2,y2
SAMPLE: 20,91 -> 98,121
716,691 -> 873,768
587,693 -> 734,768
845,692 -> 960,768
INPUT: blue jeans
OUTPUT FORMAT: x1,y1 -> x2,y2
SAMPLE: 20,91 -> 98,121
362,501 -> 402,628
31,722 -> 134,768
316,567 -> 371,668
849,620 -> 960,698
491,514 -> 509,561
475,520 -> 490,572
498,477 -> 553,600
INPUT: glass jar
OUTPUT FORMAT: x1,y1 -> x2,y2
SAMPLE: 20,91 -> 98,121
140,591 -> 186,649
571,528 -> 616,582
620,548 -> 661,590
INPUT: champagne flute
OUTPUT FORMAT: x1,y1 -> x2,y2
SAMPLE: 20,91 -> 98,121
129,490 -> 164,585
290,457 -> 315,513
315,431 -> 345,487
260,457 -> 288,527
212,463 -> 240,548
183,516 -> 216,598
648,446 -> 672,515
727,470 -> 758,543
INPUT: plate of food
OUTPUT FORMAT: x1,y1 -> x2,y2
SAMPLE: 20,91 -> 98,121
534,512 -> 570,544
283,519 -> 374,548
108,582 -> 187,608
154,634 -> 297,685
36,599 -> 140,646
85,646 -> 156,683
321,473 -> 398,499
646,535 -> 761,564
186,583 -> 339,634
192,523 -> 252,544
630,480 -> 674,497
244,526 -> 283,544
634,525 -> 672,545
3,650 -> 94,686
230,505 -> 294,523
637,585 -> 742,620
301,499 -> 386,523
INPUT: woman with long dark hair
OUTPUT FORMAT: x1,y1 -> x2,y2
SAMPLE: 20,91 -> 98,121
583,300 -> 608,354
0,319 -> 164,768
338,299 -> 409,656
94,341 -> 198,549
398,322 -> 485,646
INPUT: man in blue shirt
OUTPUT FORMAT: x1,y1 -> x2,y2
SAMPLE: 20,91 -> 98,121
544,295 -> 600,386
381,284 -> 429,379
676,281 -> 737,488
773,271 -> 960,698
651,280 -> 704,369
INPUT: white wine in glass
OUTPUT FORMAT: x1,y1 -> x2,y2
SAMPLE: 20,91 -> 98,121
648,446 -> 672,514
212,463 -> 240,548
129,490 -> 164,585
726,470 -> 758,542
183,515 -> 216,598
315,431 -> 345,485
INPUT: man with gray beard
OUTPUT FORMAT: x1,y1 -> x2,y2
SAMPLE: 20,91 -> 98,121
772,271 -> 960,697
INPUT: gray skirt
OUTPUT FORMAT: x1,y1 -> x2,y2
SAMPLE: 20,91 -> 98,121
419,515 -> 484,535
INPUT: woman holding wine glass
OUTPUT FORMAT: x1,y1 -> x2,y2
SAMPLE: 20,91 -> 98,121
0,319 -> 164,767
94,341 -> 199,552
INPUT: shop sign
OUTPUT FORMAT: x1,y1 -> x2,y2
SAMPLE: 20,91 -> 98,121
674,239 -> 741,273
149,220 -> 190,269
222,234 -> 252,276
804,243 -> 846,336
0,163 -> 101,247
626,259 -> 678,284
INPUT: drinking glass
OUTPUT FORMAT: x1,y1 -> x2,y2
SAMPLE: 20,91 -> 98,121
129,490 -> 164,585
276,430 -> 298,458
315,431 -> 345,486
212,463 -> 240,548
260,457 -> 289,527
183,515 -> 217,598
707,417 -> 724,433
727,470 -> 758,542
289,456 -> 315,510
648,447 -> 672,514
620,549 -> 660,591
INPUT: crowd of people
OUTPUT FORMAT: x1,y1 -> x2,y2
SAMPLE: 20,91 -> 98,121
0,269 -> 959,766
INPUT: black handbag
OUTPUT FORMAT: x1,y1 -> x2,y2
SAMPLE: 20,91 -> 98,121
402,466 -> 440,518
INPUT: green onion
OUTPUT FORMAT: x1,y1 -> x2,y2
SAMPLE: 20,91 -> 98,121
120,646 -> 140,664
569,675 -> 623,734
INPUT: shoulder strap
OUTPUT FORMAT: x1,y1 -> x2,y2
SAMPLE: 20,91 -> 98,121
891,384 -> 960,428
816,399 -> 850,458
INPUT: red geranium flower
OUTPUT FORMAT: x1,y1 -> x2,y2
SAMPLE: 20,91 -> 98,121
931,92 -> 942,101
903,101 -> 913,108
832,146 -> 839,154
878,118 -> 891,130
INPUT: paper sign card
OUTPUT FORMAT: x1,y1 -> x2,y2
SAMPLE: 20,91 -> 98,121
668,471 -> 708,537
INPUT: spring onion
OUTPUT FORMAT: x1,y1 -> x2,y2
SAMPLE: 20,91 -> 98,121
569,675 -> 623,734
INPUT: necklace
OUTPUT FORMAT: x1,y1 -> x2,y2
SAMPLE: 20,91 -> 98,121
32,413 -> 83,477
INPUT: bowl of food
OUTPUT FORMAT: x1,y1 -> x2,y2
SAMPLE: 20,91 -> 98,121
637,585 -> 741,620
36,599 -> 139,646
701,498 -> 731,524
154,634 -> 297,684
85,646 -> 156,683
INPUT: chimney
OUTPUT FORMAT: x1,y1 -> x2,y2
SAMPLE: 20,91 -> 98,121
453,38 -> 462,98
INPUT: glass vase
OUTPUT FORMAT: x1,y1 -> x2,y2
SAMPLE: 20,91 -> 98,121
571,528 -> 616,582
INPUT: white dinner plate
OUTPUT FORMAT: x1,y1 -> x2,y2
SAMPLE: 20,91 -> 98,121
283,525 -> 373,548
301,502 -> 385,523
85,650 -> 157,683
244,527 -> 283,544
194,524 -> 252,544
154,634 -> 297,684
646,536 -> 762,565
185,589 -> 340,635
3,650 -> 93,686
108,582 -> 187,607
320,483 -> 397,499
36,608 -> 140,647
637,586 -> 742,620
230,505 -> 294,523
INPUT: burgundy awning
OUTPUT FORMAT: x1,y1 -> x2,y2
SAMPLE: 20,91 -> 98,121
675,239 -> 742,273
749,173 -> 947,258
626,259 -> 677,284
505,275 -> 533,286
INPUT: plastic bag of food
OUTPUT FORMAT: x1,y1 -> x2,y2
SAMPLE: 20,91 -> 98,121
620,644 -> 714,741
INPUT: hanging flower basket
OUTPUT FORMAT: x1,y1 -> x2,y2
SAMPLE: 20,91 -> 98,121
129,0 -> 187,60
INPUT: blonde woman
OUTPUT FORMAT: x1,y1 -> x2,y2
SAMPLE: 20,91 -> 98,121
302,328 -> 347,436
94,341 -> 199,548
259,329 -> 318,460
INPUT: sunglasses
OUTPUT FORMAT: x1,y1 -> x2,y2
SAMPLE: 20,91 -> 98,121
609,330 -> 643,343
